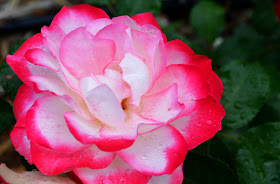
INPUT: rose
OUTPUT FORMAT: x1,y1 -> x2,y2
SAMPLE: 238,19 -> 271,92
7,4 -> 225,183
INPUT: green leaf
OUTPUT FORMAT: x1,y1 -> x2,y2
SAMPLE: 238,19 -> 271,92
215,25 -> 264,65
252,0 -> 277,35
0,39 -> 24,101
218,61 -> 270,129
190,1 -> 225,43
83,0 -> 111,6
0,98 -> 15,134
191,136 -> 233,165
236,122 -> 280,184
183,149 -> 238,184
215,24 -> 280,67
115,0 -> 161,16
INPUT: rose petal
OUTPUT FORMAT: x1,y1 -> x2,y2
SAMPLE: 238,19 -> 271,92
13,84 -> 43,121
165,39 -> 212,77
139,83 -> 184,123
86,18 -> 113,36
26,95 -> 88,153
50,4 -> 109,34
41,24 -> 66,58
148,64 -> 210,117
25,48 -> 60,71
208,71 -> 223,101
10,126 -> 32,164
119,53 -> 149,106
95,69 -> 131,103
147,164 -> 183,184
130,28 -> 167,86
100,112 -> 162,140
6,33 -> 44,85
96,23 -> 141,61
64,111 -> 102,145
84,84 -> 125,128
29,74 -> 94,120
170,96 -> 225,150
0,164 -> 76,184
112,15 -> 140,30
59,27 -> 116,79
31,142 -> 115,175
73,156 -> 151,184
117,125 -> 188,175
132,12 -> 167,42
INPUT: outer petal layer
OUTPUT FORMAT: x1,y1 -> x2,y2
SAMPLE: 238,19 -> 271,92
148,65 -> 210,117
50,4 -> 109,34
13,84 -> 43,121
31,142 -> 115,175
26,95 -> 87,153
73,156 -> 151,184
132,12 -> 167,42
171,96 -> 225,150
147,164 -> 184,184
10,127 -> 32,164
117,125 -> 187,175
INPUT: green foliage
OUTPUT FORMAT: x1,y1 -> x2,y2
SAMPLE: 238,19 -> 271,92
183,138 -> 237,184
0,98 -> 15,134
219,61 -> 270,129
252,0 -> 277,35
0,39 -> 24,101
83,0 -> 111,6
236,122 -> 280,184
115,0 -> 161,16
190,1 -> 225,43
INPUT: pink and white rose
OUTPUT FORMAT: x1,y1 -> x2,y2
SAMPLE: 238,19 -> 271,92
5,4 -> 225,184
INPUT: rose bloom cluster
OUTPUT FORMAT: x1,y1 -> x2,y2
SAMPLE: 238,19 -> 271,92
4,4 -> 225,184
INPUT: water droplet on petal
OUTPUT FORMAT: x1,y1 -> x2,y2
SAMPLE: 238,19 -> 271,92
206,120 -> 212,125
141,154 -> 148,160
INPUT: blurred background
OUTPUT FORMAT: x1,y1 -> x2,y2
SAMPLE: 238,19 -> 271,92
0,0 -> 280,183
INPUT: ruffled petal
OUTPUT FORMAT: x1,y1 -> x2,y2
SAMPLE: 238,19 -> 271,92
13,84 -> 43,121
84,84 -> 125,128
26,95 -> 88,153
139,84 -> 184,123
96,23 -> 141,61
29,75 -> 93,120
120,53 -> 149,106
64,111 -> 102,145
170,96 -> 225,150
65,111 -> 134,152
100,112 -> 161,140
73,156 -> 151,184
59,27 -> 116,79
6,34 -> 44,85
147,164 -> 183,184
10,126 -> 32,164
25,48 -> 60,71
50,4 -> 109,34
165,39 -> 212,78
86,18 -> 113,36
31,142 -> 115,175
132,12 -> 167,42
148,65 -> 210,117
130,28 -> 166,86
95,69 -> 131,103
208,71 -> 223,101
112,15 -> 141,30
117,125 -> 187,175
